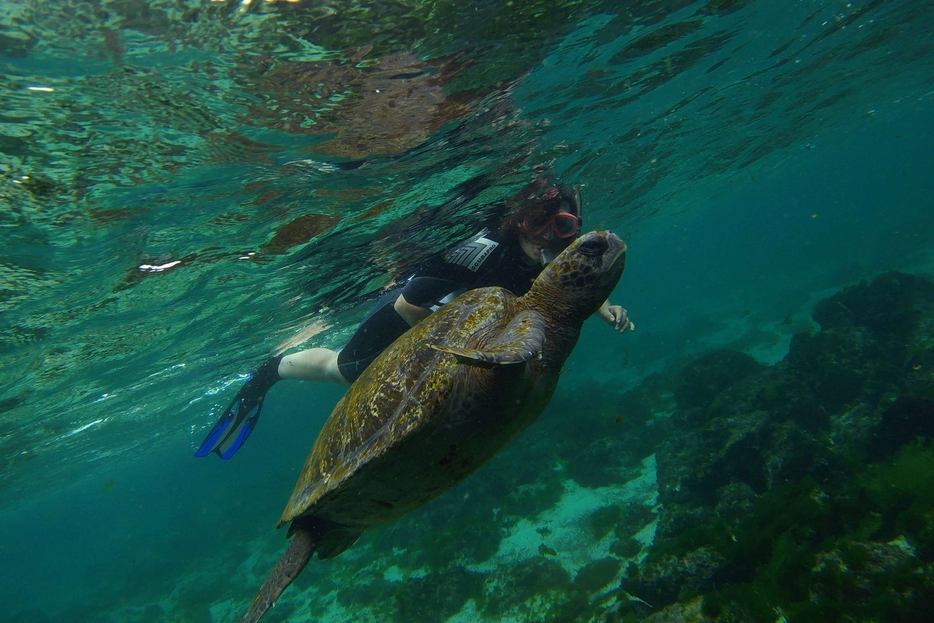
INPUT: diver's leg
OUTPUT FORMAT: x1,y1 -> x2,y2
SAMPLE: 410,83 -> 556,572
335,301 -> 412,383
278,348 -> 349,386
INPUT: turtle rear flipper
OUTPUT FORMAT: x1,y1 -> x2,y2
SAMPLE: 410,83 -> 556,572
241,517 -> 358,623
429,309 -> 545,368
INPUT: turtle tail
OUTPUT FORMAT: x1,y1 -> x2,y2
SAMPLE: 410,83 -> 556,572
240,525 -> 318,623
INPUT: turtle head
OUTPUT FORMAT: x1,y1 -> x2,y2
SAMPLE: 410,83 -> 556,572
529,230 -> 627,316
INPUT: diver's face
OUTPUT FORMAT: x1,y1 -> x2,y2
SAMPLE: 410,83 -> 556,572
518,233 -> 544,264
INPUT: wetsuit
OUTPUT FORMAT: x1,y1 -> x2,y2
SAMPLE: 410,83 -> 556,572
336,228 -> 542,382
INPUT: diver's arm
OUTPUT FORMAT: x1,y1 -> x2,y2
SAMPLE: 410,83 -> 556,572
394,294 -> 433,326
397,273 -> 469,326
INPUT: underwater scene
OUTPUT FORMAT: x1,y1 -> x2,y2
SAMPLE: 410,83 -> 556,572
2,0 -> 934,622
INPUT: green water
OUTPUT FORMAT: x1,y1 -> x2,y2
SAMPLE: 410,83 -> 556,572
1,1 -> 933,621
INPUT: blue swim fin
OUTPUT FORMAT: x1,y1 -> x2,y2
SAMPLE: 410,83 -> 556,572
195,356 -> 282,460
195,398 -> 263,459
194,401 -> 239,458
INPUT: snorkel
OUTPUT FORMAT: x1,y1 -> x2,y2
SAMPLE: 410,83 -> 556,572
527,185 -> 583,266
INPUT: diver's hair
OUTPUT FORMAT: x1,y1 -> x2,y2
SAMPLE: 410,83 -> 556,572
498,180 -> 582,250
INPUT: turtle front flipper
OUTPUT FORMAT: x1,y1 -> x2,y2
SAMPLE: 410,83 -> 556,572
429,309 -> 545,368
241,517 -> 358,623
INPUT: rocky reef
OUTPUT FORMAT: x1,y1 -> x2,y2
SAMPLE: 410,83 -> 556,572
619,271 -> 934,622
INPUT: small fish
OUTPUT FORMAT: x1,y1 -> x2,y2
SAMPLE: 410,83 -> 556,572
539,544 -> 557,557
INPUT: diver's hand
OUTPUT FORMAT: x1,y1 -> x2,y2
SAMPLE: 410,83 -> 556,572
598,302 -> 634,333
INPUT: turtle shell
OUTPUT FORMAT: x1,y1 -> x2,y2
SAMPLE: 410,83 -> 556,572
278,286 -> 550,530
237,231 -> 627,623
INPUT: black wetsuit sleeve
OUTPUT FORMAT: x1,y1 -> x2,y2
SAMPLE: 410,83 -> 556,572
400,275 -> 468,308
398,233 -> 495,307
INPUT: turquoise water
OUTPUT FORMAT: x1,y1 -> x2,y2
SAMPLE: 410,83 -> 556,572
2,1 -> 933,621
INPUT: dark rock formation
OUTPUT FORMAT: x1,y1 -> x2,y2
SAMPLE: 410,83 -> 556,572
673,349 -> 764,412
622,271 -> 934,620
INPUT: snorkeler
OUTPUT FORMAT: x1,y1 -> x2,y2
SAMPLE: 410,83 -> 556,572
196,181 -> 634,459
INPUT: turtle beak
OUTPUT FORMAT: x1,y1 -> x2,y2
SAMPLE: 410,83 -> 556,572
605,234 -> 627,274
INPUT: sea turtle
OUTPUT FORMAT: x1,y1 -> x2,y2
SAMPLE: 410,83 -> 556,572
240,230 -> 627,623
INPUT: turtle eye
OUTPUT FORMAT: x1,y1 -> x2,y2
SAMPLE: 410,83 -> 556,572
578,236 -> 608,257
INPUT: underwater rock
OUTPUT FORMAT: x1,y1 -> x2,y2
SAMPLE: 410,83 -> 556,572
641,596 -> 712,623
336,570 -> 395,610
568,436 -> 642,489
763,420 -> 843,489
596,503 -> 657,558
500,476 -> 566,521
905,331 -> 934,399
482,557 -> 572,617
392,566 -> 485,621
807,272 -> 934,459
613,503 -> 659,541
673,349 -> 764,412
830,401 -> 880,457
659,409 -> 770,506
437,515 -> 505,566
656,386 -> 844,540
378,494 -> 505,570
589,504 -> 625,540
809,538 -> 920,601
812,271 -> 934,343
610,536 -> 643,559
575,557 -> 623,592
654,503 -> 717,545
785,326 -> 900,415
615,381 -> 670,428
623,546 -> 725,607
711,481 -> 757,525
788,271 -> 934,419
867,395 -> 934,460
708,364 -> 824,429
546,379 -> 671,489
